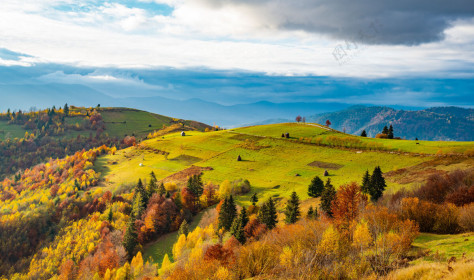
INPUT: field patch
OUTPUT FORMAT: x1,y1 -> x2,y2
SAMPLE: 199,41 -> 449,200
308,160 -> 344,170
162,165 -> 213,185
169,154 -> 202,165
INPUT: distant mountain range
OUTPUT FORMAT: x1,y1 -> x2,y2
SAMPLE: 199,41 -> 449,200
306,106 -> 474,141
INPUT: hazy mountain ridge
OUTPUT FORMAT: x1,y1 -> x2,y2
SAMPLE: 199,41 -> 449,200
307,106 -> 474,141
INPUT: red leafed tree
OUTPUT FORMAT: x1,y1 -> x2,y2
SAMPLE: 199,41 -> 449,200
296,115 -> 302,123
331,182 -> 362,232
204,244 -> 233,265
123,136 -> 136,147
325,120 -> 332,127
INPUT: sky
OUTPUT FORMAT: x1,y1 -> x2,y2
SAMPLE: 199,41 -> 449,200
0,0 -> 473,111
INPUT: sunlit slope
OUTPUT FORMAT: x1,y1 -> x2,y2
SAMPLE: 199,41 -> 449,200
94,122 -> 474,205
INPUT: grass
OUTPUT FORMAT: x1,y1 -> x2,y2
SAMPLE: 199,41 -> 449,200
0,121 -> 31,140
143,208 -> 210,265
233,123 -> 474,155
412,232 -> 474,260
95,123 -> 450,208
92,122 -> 474,266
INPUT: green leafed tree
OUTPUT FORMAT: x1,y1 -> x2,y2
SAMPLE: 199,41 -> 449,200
158,182 -> 166,197
258,197 -> 278,230
230,216 -> 246,244
177,220 -> 189,238
218,196 -> 237,231
360,130 -> 367,137
251,193 -> 258,206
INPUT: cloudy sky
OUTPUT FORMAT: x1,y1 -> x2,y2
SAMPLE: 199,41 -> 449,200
0,0 -> 473,110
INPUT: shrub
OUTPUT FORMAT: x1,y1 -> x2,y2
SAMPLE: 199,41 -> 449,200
458,203 -> 474,232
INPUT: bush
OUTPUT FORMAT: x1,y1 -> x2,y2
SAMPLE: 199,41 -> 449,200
458,203 -> 474,232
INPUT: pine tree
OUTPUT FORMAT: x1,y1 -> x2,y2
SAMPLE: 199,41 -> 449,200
284,191 -> 300,224
132,192 -> 145,219
239,206 -> 249,227
361,170 -> 371,194
134,179 -> 148,206
177,220 -> 189,238
146,172 -> 158,197
218,196 -> 237,231
312,207 -> 319,220
123,218 -> 138,259
382,126 -> 389,135
308,176 -> 325,197
259,198 -> 278,229
74,179 -> 81,190
388,125 -> 394,139
361,130 -> 367,137
158,182 -> 166,196
64,103 -> 69,116
320,179 -> 336,217
187,174 -> 203,208
251,193 -> 258,205
107,207 -> 113,222
369,166 -> 386,202
230,216 -> 246,244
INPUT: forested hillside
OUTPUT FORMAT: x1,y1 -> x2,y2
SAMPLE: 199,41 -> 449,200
307,106 -> 474,141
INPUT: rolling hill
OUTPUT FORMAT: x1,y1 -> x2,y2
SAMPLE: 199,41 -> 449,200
1,108 -> 473,279
307,105 -> 474,141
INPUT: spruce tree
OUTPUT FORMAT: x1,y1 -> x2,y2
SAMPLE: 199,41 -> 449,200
123,218 -> 138,259
158,182 -> 166,196
187,174 -> 203,207
308,176 -> 325,197
284,191 -> 300,224
230,216 -> 246,244
259,198 -> 278,229
134,179 -> 148,206
64,103 -> 69,116
382,126 -> 389,135
107,207 -> 113,222
146,172 -> 158,197
218,196 -> 237,231
361,170 -> 371,194
369,166 -> 386,202
388,125 -> 394,139
251,193 -> 258,206
361,130 -> 367,137
240,206 -> 249,228
320,179 -> 336,217
178,220 -> 189,238
132,192 -> 145,218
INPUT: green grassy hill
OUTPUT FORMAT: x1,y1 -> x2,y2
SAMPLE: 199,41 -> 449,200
93,121 -> 474,264
0,107 -> 210,140
96,122 -> 474,201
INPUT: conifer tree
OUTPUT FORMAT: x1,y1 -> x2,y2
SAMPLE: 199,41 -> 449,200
63,103 -> 69,116
361,170 -> 371,194
369,166 -> 386,202
132,192 -> 145,219
382,126 -> 389,135
177,220 -> 189,238
308,176 -> 325,197
134,179 -> 148,206
187,174 -> 204,207
361,130 -> 367,137
123,218 -> 138,259
218,196 -> 237,231
239,206 -> 249,228
107,207 -> 113,222
388,125 -> 394,139
251,193 -> 258,205
284,191 -> 300,224
230,216 -> 246,244
259,198 -> 278,229
312,207 -> 319,220
158,182 -> 166,196
320,179 -> 336,217
74,179 -> 81,190
146,172 -> 158,197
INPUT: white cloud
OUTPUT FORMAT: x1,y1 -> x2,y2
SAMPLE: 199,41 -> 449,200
0,0 -> 473,78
